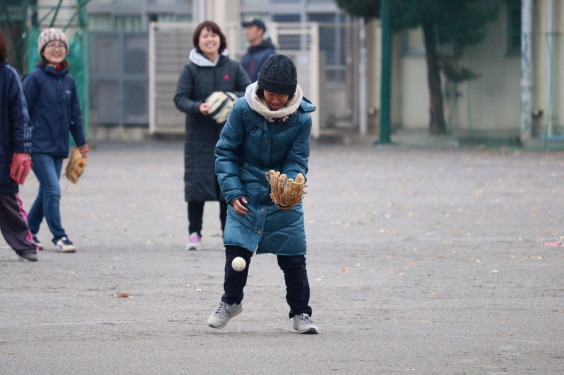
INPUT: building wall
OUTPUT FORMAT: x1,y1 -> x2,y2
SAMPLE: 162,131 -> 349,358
389,0 -> 563,135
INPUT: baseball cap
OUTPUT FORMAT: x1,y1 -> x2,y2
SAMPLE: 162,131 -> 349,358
241,17 -> 266,31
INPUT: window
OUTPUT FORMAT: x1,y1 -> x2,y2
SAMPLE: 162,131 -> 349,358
115,15 -> 142,31
308,13 -> 346,85
507,0 -> 521,55
89,14 -> 113,31
273,14 -> 301,50
403,28 -> 425,56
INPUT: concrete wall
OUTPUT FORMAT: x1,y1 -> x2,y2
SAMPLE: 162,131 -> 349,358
386,0 -> 564,134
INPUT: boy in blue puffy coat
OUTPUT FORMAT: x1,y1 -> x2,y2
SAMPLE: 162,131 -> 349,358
210,54 -> 318,334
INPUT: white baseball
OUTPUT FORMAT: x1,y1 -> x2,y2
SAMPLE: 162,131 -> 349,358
231,257 -> 246,272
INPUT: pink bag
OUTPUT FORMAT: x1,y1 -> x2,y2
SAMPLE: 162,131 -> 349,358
10,153 -> 32,185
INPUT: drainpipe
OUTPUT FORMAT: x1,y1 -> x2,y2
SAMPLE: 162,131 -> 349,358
520,0 -> 533,142
546,0 -> 554,137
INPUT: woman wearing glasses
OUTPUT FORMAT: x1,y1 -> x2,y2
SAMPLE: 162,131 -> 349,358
23,28 -> 88,253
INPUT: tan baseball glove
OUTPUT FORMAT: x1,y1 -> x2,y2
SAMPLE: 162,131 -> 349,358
65,146 -> 87,184
206,91 -> 238,124
265,170 -> 307,210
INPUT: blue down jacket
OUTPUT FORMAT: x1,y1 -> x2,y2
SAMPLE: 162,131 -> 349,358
215,83 -> 315,255
23,65 -> 86,158
0,63 -> 32,194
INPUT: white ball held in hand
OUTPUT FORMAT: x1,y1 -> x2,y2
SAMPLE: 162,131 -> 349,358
231,257 -> 246,272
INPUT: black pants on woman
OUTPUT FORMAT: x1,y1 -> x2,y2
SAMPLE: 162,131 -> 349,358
221,245 -> 313,318
187,200 -> 227,236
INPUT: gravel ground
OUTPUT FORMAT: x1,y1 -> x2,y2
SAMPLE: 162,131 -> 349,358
1,141 -> 563,374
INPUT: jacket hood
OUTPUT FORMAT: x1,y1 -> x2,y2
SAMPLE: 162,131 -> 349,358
189,48 -> 229,67
248,38 -> 276,53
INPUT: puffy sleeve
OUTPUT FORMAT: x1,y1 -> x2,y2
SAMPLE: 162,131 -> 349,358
282,111 -> 311,181
173,64 -> 201,115
8,68 -> 32,154
215,100 -> 247,204
68,76 -> 86,147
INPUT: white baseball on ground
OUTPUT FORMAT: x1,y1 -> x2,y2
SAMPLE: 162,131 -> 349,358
231,257 -> 246,272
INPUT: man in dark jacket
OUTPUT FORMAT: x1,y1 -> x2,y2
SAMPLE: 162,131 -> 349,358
241,18 -> 276,82
0,29 -> 38,261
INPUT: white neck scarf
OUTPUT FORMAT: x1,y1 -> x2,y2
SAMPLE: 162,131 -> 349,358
251,84 -> 303,122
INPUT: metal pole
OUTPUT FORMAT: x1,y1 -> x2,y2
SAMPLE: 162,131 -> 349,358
310,22 -> 320,138
193,0 -> 205,23
149,22 -> 156,134
359,17 -> 367,136
377,0 -> 391,144
546,0 -> 554,137
520,0 -> 533,142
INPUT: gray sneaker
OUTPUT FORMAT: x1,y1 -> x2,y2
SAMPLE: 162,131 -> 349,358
292,313 -> 318,334
18,252 -> 38,262
207,301 -> 242,328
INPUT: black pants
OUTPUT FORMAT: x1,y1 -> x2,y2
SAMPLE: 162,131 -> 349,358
221,245 -> 312,318
187,200 -> 227,236
0,193 -> 37,256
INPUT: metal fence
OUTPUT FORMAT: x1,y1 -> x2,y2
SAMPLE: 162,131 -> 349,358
89,32 -> 149,127
148,21 -> 320,137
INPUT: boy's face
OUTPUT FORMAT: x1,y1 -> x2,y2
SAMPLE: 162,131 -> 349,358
263,90 -> 290,111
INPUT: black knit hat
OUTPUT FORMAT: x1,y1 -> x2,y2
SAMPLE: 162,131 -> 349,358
257,54 -> 297,95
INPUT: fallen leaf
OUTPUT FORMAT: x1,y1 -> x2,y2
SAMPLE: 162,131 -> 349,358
113,293 -> 132,298
342,267 -> 349,273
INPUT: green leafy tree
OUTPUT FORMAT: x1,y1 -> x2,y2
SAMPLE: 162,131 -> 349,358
336,0 -> 499,134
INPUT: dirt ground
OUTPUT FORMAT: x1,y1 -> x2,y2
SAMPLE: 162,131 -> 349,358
1,141 -> 563,374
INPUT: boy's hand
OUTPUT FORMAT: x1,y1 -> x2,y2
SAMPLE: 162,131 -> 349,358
232,197 -> 248,215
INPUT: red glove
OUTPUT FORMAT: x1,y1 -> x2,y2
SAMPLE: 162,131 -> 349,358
10,153 -> 32,185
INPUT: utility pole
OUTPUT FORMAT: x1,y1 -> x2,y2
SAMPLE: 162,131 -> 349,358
377,0 -> 391,144
520,0 -> 533,143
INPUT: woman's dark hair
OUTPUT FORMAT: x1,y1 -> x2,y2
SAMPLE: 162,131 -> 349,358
0,29 -> 7,64
192,20 -> 227,55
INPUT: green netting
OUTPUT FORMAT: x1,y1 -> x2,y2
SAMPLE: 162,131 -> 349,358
27,26 -> 89,144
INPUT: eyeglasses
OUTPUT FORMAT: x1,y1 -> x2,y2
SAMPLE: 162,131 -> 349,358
45,43 -> 66,50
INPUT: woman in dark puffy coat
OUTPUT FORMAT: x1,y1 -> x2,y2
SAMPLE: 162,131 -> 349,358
174,20 -> 250,251
23,28 -> 88,253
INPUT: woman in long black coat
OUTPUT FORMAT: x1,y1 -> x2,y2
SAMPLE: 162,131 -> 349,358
174,20 -> 250,251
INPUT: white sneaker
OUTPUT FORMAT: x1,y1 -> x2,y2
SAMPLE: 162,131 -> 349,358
185,232 -> 202,251
207,301 -> 242,328
292,313 -> 318,334
55,236 -> 77,253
